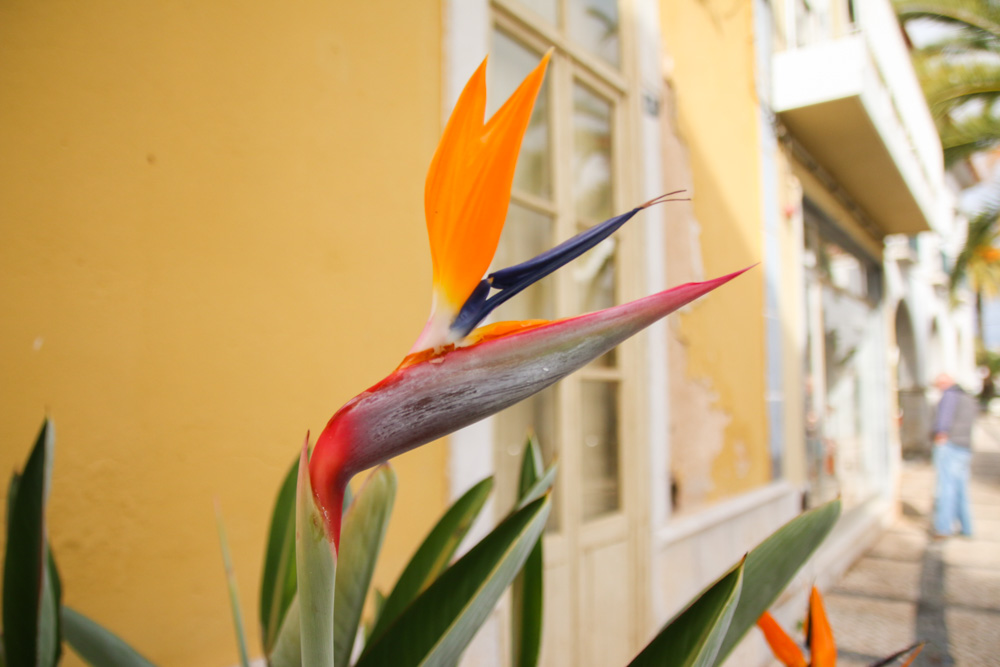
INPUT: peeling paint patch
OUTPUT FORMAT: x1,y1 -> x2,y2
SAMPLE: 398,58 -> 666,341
669,331 -> 732,511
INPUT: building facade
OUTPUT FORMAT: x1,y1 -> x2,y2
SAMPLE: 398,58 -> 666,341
0,0 -> 974,665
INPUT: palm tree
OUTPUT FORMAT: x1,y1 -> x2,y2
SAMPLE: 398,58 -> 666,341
897,0 -> 1000,334
895,0 -> 1000,165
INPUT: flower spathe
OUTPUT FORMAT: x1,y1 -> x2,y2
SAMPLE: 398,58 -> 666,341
308,54 -> 749,547
757,587 -> 924,667
757,587 -> 833,667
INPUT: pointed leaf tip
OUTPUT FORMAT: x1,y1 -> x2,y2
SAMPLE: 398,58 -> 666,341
629,559 -> 744,667
296,436 -> 336,666
334,465 -> 396,667
260,456 -> 300,655
3,419 -> 56,667
713,499 -> 841,665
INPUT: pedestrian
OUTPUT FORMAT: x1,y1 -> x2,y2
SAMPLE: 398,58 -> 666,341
931,373 -> 976,538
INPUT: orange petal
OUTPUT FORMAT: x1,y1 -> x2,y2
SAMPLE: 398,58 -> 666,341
464,319 -> 549,344
897,642 -> 925,667
398,320 -> 550,370
757,612 -> 808,667
807,587 -> 837,667
424,52 -> 550,311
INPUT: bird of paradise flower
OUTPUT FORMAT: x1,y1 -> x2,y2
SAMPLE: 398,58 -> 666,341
757,586 -> 924,667
303,52 -> 748,552
305,53 -> 750,545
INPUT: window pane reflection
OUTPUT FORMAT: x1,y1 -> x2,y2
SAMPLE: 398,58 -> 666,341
582,380 -> 621,520
568,0 -> 621,67
573,82 -> 613,222
497,385 -> 561,532
488,30 -> 553,200
574,236 -> 617,367
493,203 -> 556,322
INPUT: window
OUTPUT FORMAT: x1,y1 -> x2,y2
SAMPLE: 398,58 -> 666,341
487,0 -> 633,532
803,202 -> 889,508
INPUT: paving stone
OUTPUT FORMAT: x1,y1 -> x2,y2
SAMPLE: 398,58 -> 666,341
868,529 -> 929,563
834,557 -> 923,602
972,517 -> 1000,541
946,608 -> 1000,667
972,504 -> 1000,522
823,593 -> 916,659
836,656 -> 874,667
945,566 -> 1000,609
942,539 -> 1000,569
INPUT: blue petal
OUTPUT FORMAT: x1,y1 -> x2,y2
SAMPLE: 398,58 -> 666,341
448,193 -> 685,339
489,208 -> 639,290
451,279 -> 492,339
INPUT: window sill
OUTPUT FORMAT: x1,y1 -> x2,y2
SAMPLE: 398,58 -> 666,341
655,480 -> 800,548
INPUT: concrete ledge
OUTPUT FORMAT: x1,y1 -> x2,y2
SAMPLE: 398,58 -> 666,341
656,480 -> 799,547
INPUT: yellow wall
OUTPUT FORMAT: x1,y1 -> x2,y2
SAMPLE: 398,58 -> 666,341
661,0 -> 771,508
0,1 -> 447,664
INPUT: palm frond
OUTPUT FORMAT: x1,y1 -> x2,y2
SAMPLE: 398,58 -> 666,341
940,109 -> 1000,164
918,29 -> 1000,56
895,0 -> 1000,39
915,57 -> 1000,117
951,192 -> 1000,296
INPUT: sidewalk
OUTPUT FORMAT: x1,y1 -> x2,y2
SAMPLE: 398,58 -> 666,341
822,414 -> 1000,666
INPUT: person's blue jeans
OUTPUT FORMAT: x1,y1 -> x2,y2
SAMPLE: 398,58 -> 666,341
934,442 -> 974,536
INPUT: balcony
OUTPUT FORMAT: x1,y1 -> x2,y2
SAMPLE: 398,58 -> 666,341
772,0 -> 946,236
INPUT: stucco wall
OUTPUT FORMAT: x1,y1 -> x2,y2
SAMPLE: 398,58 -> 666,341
0,2 -> 447,664
660,0 -> 770,511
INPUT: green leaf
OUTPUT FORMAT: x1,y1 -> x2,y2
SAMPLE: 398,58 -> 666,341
39,548 -> 63,667
215,502 -> 250,667
260,457 -> 299,655
712,499 -> 842,666
357,496 -> 551,667
514,463 -> 557,512
269,597 -> 302,667
334,465 -> 396,667
62,606 -> 156,667
512,438 -> 545,667
3,419 -> 54,667
630,559 -> 744,667
364,589 -> 387,642
518,437 -> 543,498
296,440 -> 336,667
367,476 -> 494,646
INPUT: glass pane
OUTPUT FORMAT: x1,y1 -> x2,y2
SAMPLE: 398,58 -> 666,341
568,0 -> 621,67
493,205 -> 559,532
496,384 -> 561,532
493,203 -> 556,322
519,0 -> 557,25
488,30 -> 553,200
573,82 -> 613,222
574,233 -> 617,367
581,380 -> 621,520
